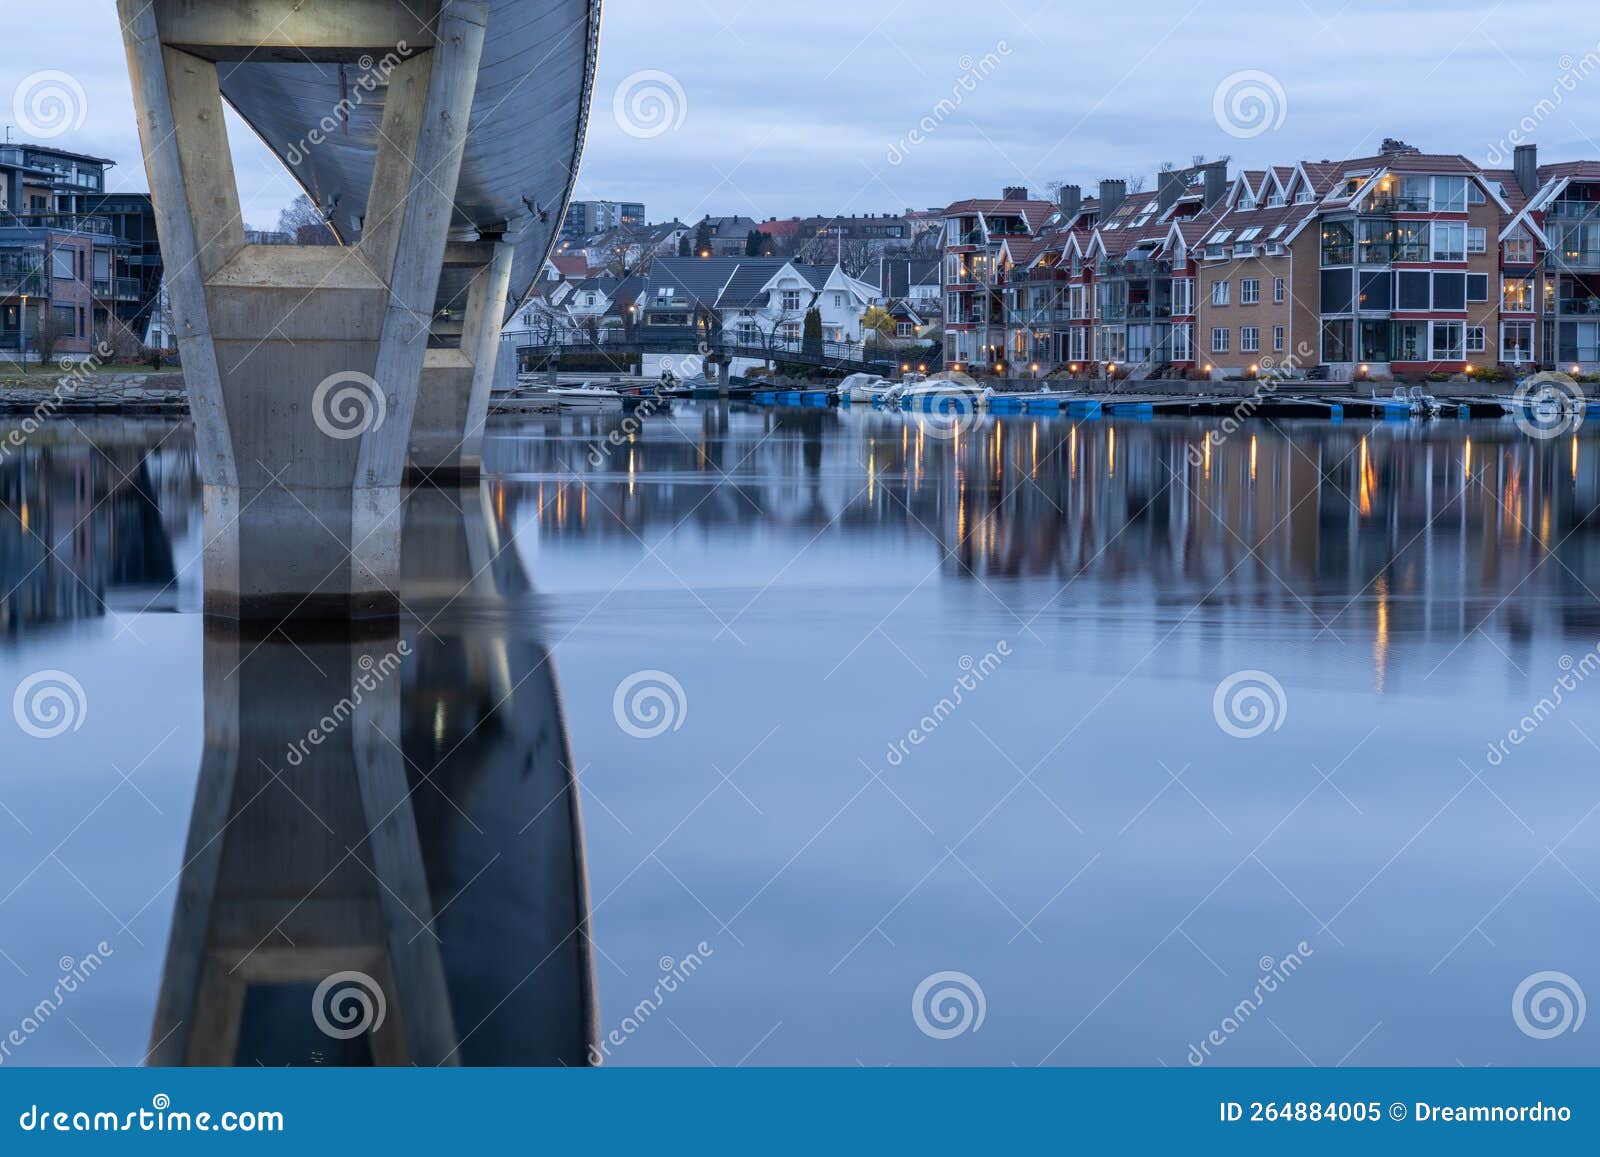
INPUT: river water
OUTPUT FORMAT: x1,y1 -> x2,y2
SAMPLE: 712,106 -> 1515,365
2,405 -> 1598,1066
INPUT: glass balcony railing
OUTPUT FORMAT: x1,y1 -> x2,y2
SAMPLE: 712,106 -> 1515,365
1559,297 -> 1600,316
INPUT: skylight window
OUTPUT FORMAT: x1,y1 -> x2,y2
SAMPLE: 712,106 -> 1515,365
1209,229 -> 1233,244
1237,227 -> 1262,242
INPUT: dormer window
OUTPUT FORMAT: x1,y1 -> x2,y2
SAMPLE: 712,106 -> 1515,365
1268,193 -> 1286,207
1296,190 -> 1314,204
1238,195 -> 1256,210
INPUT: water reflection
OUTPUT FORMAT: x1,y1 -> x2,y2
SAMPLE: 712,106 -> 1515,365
496,407 -> 1600,658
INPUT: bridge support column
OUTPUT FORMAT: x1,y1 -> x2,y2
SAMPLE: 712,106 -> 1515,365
407,235 -> 517,487
119,0 -> 487,621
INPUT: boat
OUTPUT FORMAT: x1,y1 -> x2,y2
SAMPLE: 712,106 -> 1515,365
898,373 -> 993,412
548,383 -> 623,410
836,373 -> 897,404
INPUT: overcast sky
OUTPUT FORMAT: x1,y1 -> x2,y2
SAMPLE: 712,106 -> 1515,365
9,0 -> 1600,228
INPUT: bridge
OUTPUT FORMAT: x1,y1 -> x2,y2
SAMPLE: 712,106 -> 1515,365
512,332 -> 942,378
118,0 -> 599,622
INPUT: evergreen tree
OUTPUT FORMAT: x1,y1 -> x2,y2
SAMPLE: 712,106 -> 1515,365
802,307 -> 823,358
745,229 -> 764,257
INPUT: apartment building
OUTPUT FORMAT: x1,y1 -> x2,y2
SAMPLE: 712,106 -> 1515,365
940,187 -> 1058,371
0,142 -> 162,360
943,138 -> 1600,381
560,199 -> 646,243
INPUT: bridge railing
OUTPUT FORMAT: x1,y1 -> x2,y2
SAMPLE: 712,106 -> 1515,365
509,330 -> 920,372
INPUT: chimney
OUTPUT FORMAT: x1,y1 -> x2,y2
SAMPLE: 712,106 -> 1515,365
1515,143 -> 1539,198
1098,179 -> 1126,216
1003,185 -> 1029,201
1058,183 -> 1081,218
1201,161 -> 1229,209
1158,169 -> 1185,214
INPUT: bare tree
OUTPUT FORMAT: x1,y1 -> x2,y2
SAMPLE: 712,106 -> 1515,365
31,315 -> 74,368
277,194 -> 337,245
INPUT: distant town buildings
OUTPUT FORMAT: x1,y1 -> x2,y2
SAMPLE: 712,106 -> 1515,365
0,141 -> 166,360
560,199 -> 646,243
941,141 -> 1600,380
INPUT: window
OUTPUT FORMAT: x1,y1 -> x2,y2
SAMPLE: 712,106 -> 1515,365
1502,275 -> 1534,312
1211,280 -> 1230,306
1501,320 -> 1535,362
1069,285 -> 1086,319
1322,319 -> 1353,362
1237,227 -> 1263,242
1504,236 -> 1535,265
1273,324 -> 1285,352
1296,190 -> 1314,204
1467,273 -> 1489,303
51,248 -> 73,279
1238,195 -> 1256,211
1172,323 -> 1193,362
896,321 -> 914,338
1268,193 -> 1286,207
737,321 -> 758,344
1433,176 -> 1468,212
1241,278 -> 1260,304
1398,271 -> 1430,310
1467,227 -> 1487,254
781,289 -> 803,311
1273,276 -> 1285,303
1468,182 -> 1486,205
1466,325 -> 1486,353
1432,272 -> 1466,311
1431,321 -> 1464,360
834,293 -> 844,308
1211,327 -> 1230,353
1170,278 -> 1193,316
780,322 -> 801,342
1241,326 -> 1260,352
1068,327 -> 1086,359
1432,222 -> 1466,262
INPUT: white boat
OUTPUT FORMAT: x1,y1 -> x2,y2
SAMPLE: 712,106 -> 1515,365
898,373 -> 993,411
549,383 -> 623,410
836,373 -> 896,403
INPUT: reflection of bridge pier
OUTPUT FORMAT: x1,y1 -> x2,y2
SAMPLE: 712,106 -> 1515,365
151,482 -> 596,1066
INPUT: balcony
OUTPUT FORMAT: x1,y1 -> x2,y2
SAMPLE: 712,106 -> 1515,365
1559,297 -> 1600,316
1548,200 -> 1600,221
0,213 -> 112,236
1548,248 -> 1600,271
0,271 -> 45,297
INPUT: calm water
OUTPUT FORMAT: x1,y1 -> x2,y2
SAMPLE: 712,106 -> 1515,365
2,405 -> 1599,1066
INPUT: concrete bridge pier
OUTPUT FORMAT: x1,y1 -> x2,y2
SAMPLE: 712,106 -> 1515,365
407,231 -> 518,487
118,0 -> 488,620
